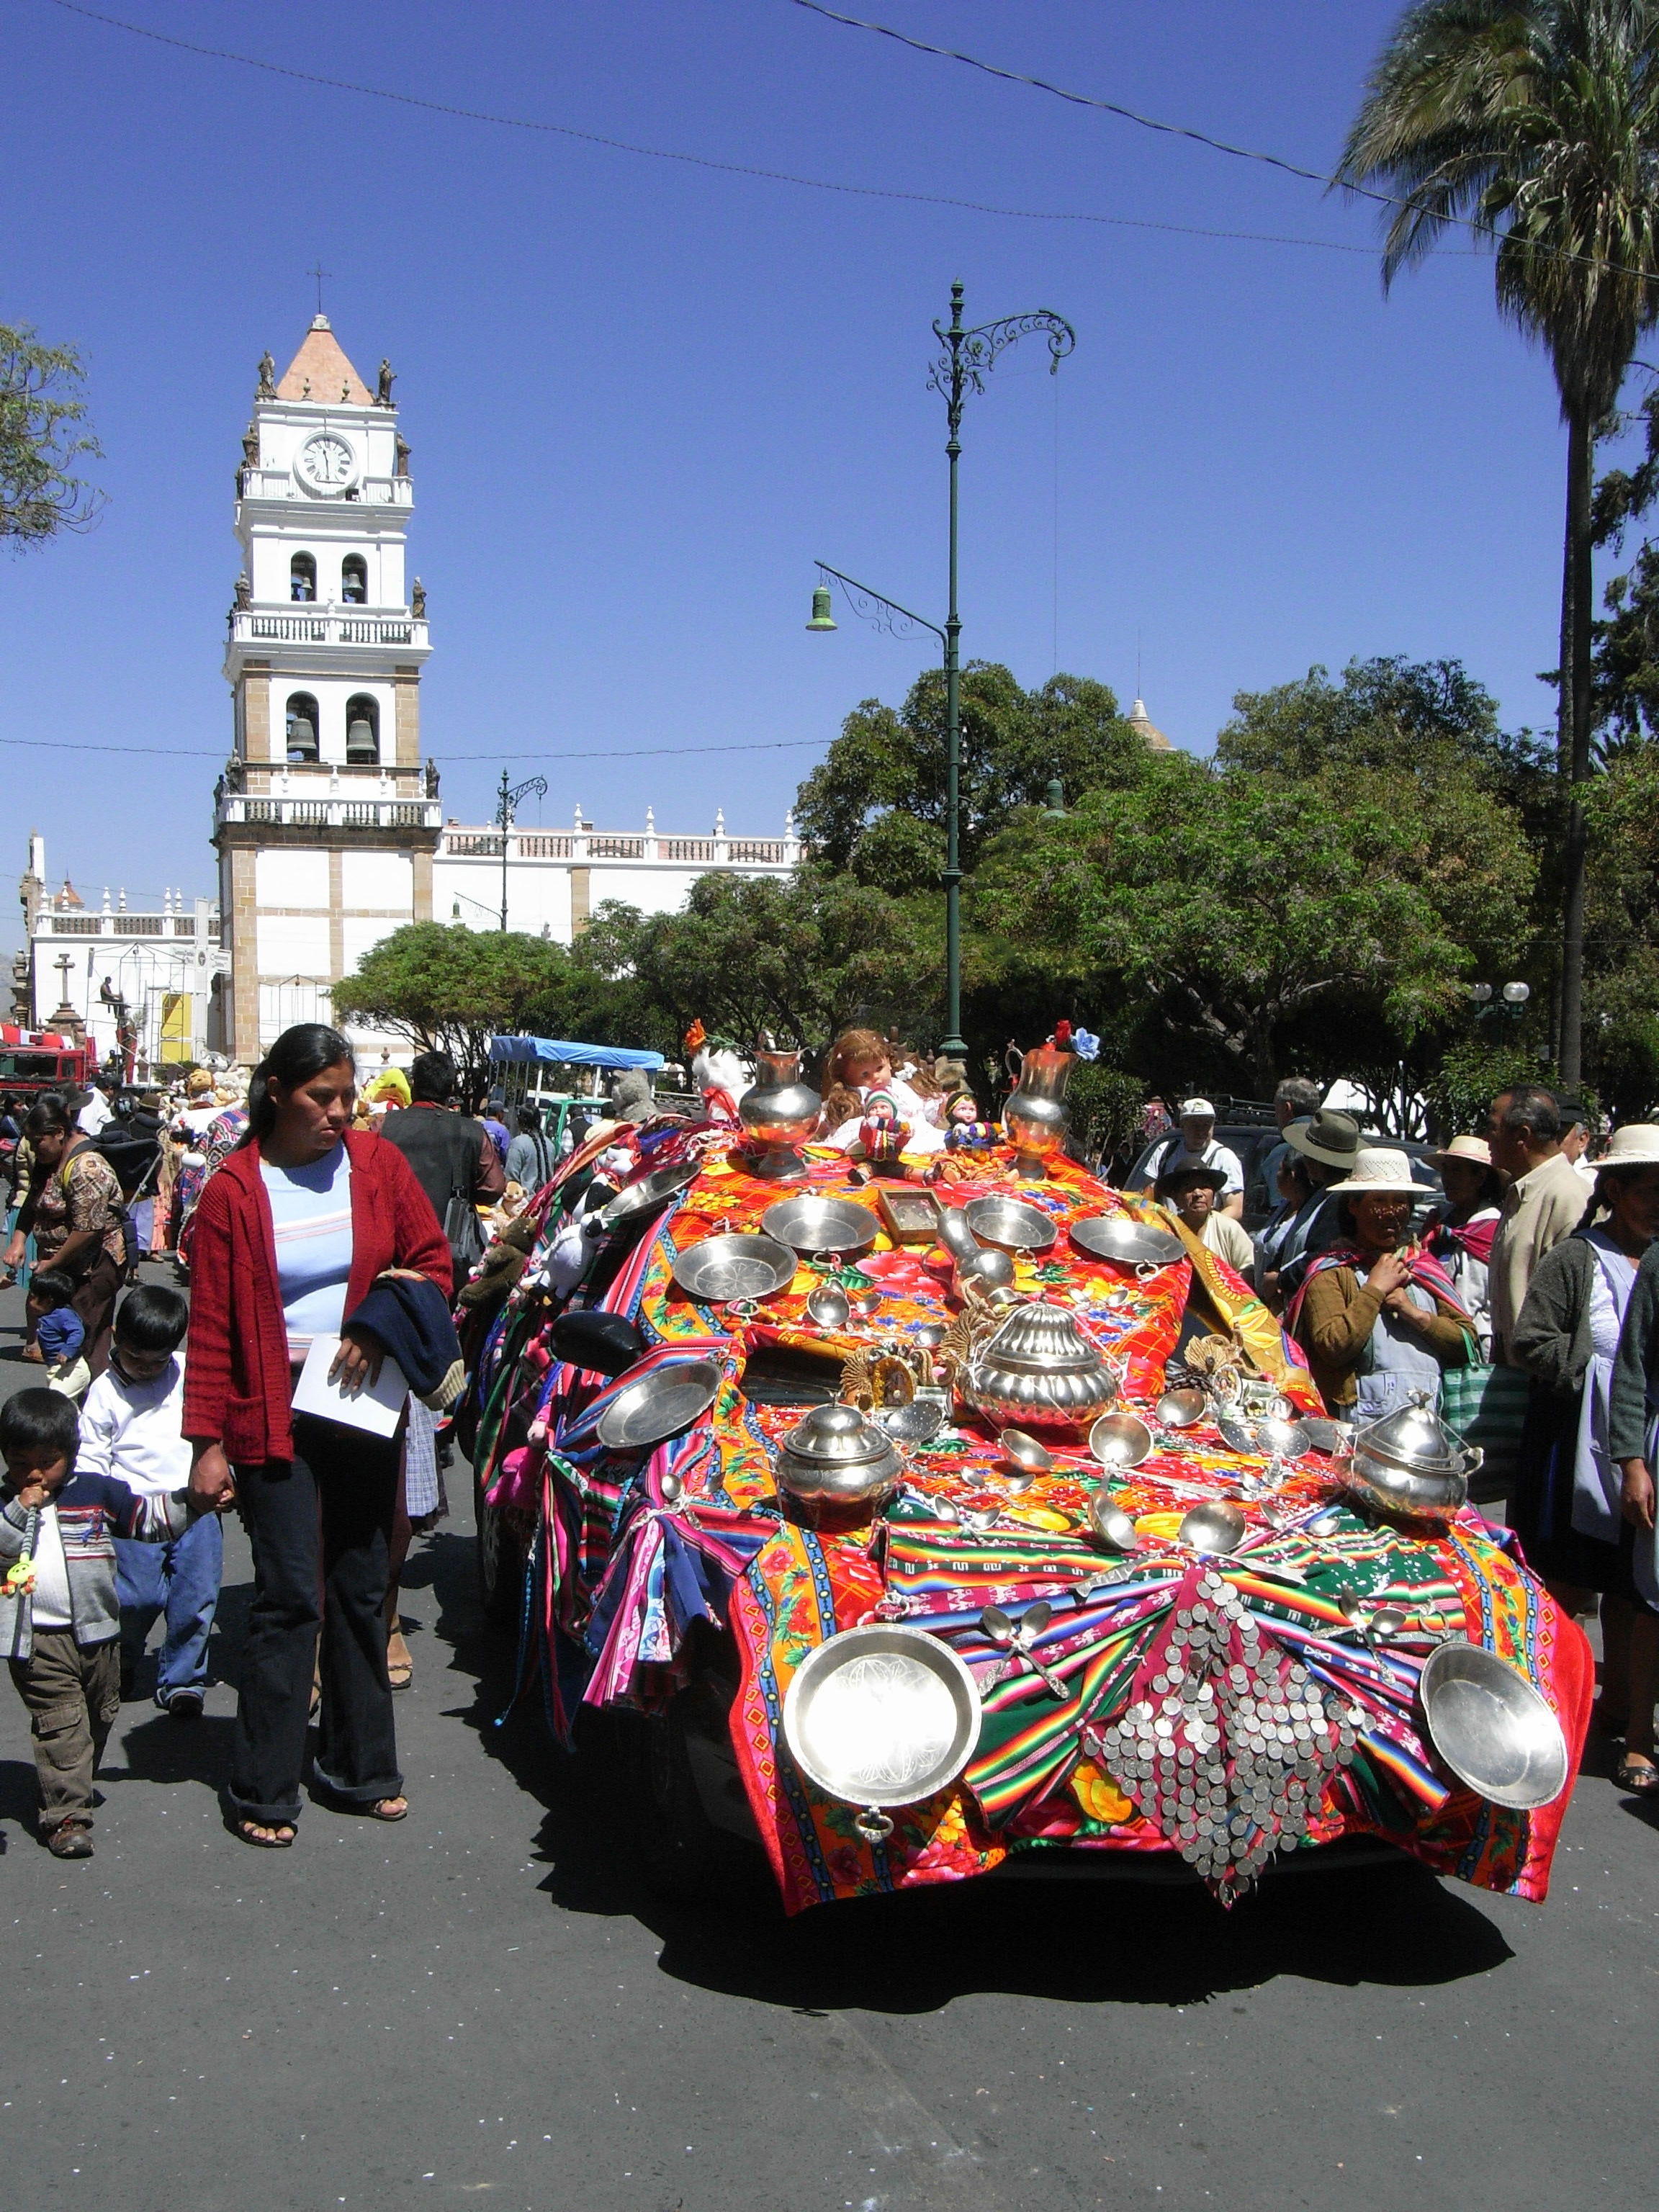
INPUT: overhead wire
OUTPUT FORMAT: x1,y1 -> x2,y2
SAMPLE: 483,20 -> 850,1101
31,0 -> 1390,258
0,734 -> 830,764
790,0 -> 1659,284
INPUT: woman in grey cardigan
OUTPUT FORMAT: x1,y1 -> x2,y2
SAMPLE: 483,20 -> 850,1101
1513,1127 -> 1659,1793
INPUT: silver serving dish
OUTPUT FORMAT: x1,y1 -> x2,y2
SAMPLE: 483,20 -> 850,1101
773,1401 -> 903,1505
1218,1412 -> 1311,1460
783,1624 -> 982,1809
596,1160 -> 701,1231
1068,1215 -> 1186,1268
1341,1393 -> 1480,1526
963,1301 -> 1118,1435
671,1232 -> 799,1306
595,1357 -> 721,1452
762,1192 -> 878,1260
1419,1640 -> 1569,1809
1177,1499 -> 1248,1554
1088,1411 -> 1154,1470
962,1195 -> 1058,1256
1301,1417 -> 1355,1457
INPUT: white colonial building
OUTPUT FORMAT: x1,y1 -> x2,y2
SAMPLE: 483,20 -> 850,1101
16,833 -> 229,1070
215,316 -> 804,1058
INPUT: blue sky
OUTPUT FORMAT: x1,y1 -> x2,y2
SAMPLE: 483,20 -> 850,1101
0,1 -> 1613,950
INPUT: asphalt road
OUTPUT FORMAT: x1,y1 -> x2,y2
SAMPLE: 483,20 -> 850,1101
2,1266 -> 1656,2212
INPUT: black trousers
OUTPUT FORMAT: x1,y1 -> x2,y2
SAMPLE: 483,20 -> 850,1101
230,1415 -> 402,1826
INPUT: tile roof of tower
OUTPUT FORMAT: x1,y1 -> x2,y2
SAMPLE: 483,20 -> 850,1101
275,315 -> 374,406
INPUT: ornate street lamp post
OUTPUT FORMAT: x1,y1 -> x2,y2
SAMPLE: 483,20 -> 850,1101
810,283 -> 1073,1057
496,768 -> 548,932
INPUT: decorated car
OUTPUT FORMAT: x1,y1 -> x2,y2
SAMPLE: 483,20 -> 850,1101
470,1047 -> 1591,1913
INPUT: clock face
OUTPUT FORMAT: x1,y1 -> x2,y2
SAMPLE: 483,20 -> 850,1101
296,433 -> 357,493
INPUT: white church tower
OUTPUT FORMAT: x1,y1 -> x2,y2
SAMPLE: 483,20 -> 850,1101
215,315 -> 441,1063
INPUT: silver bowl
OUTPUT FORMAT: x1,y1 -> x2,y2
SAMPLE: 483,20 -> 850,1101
1088,1411 -> 1154,1470
1419,1640 -> 1569,1809
596,1161 -> 701,1231
1068,1215 -> 1186,1268
595,1357 -> 722,1452
762,1192 -> 879,1261
1341,1446 -> 1469,1528
671,1233 -> 799,1306
783,1624 -> 982,1809
962,1195 -> 1058,1256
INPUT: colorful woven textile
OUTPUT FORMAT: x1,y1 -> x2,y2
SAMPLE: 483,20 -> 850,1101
484,1127 -> 1591,1914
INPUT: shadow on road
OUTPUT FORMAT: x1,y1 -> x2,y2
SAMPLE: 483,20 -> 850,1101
420,1523 -> 1517,2016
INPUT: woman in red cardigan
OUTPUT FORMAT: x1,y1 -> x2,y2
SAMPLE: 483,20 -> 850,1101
184,1024 -> 449,1848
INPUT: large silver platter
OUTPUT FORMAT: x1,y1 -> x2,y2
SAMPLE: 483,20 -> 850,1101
783,1624 -> 982,1809
595,1357 -> 722,1452
670,1233 -> 799,1305
1068,1215 -> 1186,1267
597,1161 -> 701,1231
1419,1640 -> 1569,1809
761,1192 -> 879,1260
963,1195 -> 1058,1256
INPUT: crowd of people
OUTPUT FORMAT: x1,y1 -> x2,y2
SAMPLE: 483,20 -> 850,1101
4,1020 -> 1659,1863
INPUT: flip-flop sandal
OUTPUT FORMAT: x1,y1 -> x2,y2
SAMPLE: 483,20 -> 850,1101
233,1817 -> 297,1848
369,1797 -> 409,1821
1614,1758 -> 1659,1794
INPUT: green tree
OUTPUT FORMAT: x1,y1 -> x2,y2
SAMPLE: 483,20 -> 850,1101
794,663 -> 1143,890
613,871 -> 930,1050
967,752 -> 1535,1095
1,324 -> 104,547
331,923 -> 570,1105
1339,0 -> 1659,1086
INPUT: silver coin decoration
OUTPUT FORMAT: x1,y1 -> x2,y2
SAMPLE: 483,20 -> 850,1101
1081,1568 -> 1362,1903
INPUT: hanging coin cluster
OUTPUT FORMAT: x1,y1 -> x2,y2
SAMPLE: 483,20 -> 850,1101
1084,1565 -> 1362,1902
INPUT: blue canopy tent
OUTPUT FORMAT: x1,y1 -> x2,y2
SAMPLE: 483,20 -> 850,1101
488,1035 -> 666,1149
488,1035 -> 665,1072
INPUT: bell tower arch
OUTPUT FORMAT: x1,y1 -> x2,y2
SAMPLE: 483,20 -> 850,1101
215,317 -> 439,1061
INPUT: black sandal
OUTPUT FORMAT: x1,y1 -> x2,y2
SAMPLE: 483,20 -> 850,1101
1613,1757 -> 1659,1794
233,1817 -> 297,1848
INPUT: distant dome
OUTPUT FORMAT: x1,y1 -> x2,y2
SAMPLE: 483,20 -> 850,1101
1128,696 -> 1173,752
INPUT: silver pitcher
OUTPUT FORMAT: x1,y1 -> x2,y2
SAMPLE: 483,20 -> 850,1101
737,1042 -> 822,1182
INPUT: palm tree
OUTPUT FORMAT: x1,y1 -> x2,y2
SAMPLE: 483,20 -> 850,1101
1338,1 -> 1659,1084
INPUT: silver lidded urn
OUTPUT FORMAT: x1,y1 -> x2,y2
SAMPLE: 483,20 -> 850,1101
737,1039 -> 822,1181
962,1300 -> 1118,1436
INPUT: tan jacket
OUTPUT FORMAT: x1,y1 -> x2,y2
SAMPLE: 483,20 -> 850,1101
1488,1150 -> 1587,1364
1294,1264 -> 1473,1412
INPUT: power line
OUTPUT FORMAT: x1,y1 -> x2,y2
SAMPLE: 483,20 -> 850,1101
0,733 -> 831,764
31,0 -> 1389,258
790,0 -> 1659,284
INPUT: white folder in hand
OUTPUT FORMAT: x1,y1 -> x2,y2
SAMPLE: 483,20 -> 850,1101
291,1334 -> 410,1438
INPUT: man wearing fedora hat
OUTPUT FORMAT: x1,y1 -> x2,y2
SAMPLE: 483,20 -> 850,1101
1273,1109 -> 1365,1302
1154,1160 -> 1256,1277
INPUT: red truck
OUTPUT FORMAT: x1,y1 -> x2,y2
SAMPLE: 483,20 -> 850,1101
0,1026 -> 91,1108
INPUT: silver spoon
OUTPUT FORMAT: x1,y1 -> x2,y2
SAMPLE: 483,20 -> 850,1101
980,1601 -> 1069,1699
1087,1492 -> 1139,1554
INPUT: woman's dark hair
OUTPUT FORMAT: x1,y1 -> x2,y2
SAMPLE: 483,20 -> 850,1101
516,1104 -> 542,1133
241,1024 -> 354,1145
26,1269 -> 76,1309
22,1093 -> 75,1142
0,1387 -> 79,1470
114,1285 -> 190,1355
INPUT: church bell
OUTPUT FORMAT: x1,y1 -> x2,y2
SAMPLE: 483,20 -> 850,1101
346,713 -> 377,764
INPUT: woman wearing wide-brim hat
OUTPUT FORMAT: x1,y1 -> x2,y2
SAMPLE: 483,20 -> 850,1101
1286,1147 -> 1476,1416
1424,1134 -> 1506,1352
1518,1126 -> 1659,1789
